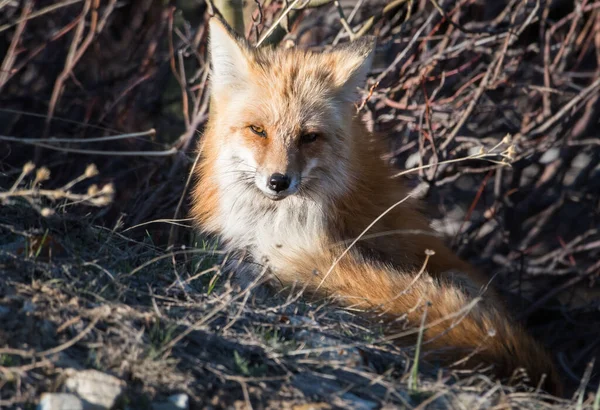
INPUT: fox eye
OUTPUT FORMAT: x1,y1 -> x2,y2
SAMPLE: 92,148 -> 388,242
249,125 -> 266,138
300,132 -> 319,144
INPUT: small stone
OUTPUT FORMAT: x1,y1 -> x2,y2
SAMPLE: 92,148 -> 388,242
168,394 -> 189,409
539,147 -> 559,164
404,152 -> 421,169
64,369 -> 125,409
151,393 -> 189,410
38,393 -> 84,410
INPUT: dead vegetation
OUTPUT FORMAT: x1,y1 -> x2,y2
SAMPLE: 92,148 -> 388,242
0,0 -> 599,408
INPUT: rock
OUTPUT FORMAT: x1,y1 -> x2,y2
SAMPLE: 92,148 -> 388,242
539,147 -> 559,164
63,369 -> 125,409
405,152 -> 421,169
573,152 -> 591,168
38,393 -> 84,410
151,394 -> 190,410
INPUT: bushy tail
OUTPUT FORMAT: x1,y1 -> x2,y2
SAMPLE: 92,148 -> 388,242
291,254 -> 562,395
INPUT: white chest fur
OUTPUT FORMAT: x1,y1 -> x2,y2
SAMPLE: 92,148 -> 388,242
211,154 -> 328,277
217,186 -> 326,271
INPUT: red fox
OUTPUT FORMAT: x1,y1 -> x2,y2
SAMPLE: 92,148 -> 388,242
191,17 -> 561,395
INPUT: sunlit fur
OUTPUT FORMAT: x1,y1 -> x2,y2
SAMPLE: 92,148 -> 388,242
191,17 -> 561,395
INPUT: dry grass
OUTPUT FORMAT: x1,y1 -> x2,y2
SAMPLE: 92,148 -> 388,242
0,202 -> 584,409
1,0 -> 599,408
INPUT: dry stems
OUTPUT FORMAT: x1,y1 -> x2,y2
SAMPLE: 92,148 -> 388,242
0,0 -> 599,407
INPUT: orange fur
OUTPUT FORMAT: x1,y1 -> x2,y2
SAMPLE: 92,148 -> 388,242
191,17 -> 562,395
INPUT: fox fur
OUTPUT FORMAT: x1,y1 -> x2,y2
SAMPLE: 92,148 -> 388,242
191,16 -> 562,395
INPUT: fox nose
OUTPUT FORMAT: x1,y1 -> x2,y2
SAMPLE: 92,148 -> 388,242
268,173 -> 291,192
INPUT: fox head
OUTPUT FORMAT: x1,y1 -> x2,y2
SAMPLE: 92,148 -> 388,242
206,17 -> 375,202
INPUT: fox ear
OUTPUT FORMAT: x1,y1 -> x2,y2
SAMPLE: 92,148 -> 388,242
331,37 -> 376,101
208,17 -> 251,94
